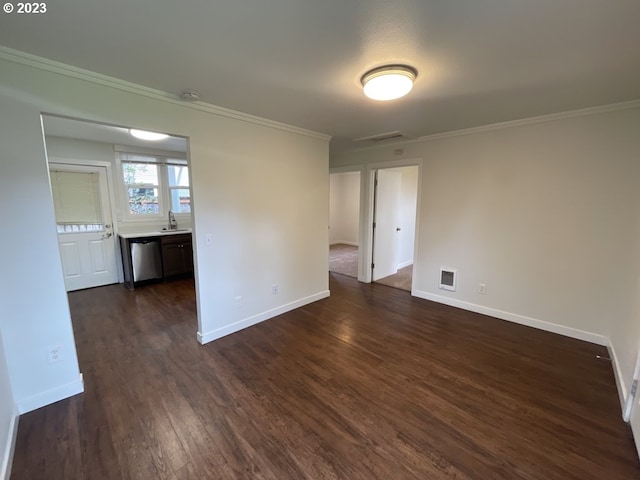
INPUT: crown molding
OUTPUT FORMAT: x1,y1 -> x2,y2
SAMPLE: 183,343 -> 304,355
0,45 -> 331,142
343,98 -> 640,154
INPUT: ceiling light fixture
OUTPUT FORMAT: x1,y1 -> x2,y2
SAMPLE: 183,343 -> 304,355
129,129 -> 169,141
361,65 -> 417,101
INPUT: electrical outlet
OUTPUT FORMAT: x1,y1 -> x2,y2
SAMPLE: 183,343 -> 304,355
478,284 -> 487,295
235,295 -> 243,307
47,345 -> 62,364
272,284 -> 279,295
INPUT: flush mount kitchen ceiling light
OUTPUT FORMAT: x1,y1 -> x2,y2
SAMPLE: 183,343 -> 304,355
129,129 -> 169,141
361,65 -> 417,101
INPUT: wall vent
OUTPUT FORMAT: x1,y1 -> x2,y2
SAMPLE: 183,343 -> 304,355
439,267 -> 457,291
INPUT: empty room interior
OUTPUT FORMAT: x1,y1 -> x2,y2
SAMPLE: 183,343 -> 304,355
1,2 -> 640,479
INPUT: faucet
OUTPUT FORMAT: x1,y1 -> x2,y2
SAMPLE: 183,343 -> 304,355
168,210 -> 177,230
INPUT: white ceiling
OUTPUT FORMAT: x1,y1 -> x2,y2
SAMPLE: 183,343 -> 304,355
2,1 -> 639,154
42,116 -> 188,153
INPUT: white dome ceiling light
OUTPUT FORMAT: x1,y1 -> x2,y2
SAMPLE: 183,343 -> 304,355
129,129 -> 169,141
361,65 -> 417,101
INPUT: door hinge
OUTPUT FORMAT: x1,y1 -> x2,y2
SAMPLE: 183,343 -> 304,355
632,379 -> 638,397
372,222 -> 376,229
371,262 -> 375,269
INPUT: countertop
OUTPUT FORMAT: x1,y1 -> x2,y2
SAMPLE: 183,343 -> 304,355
118,229 -> 192,239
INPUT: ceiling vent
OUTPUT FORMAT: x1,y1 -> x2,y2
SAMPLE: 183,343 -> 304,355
180,90 -> 200,102
353,131 -> 407,143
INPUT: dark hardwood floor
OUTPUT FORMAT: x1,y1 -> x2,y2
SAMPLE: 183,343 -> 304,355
11,274 -> 640,479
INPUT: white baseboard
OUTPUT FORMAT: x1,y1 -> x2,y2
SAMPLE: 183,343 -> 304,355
16,374 -> 84,414
412,290 -> 608,346
330,241 -> 359,247
397,260 -> 413,269
198,290 -> 331,344
1,407 -> 18,480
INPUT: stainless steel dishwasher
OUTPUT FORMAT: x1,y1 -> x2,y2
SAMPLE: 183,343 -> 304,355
130,239 -> 162,282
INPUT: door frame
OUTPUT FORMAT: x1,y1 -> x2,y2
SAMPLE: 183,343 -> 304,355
46,157 -> 124,284
624,346 -> 640,421
329,158 -> 423,287
363,159 -> 422,288
363,158 -> 423,288
329,165 -> 366,280
359,158 -> 423,286
624,346 -> 640,460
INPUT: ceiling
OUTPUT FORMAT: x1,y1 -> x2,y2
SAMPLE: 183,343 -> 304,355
2,1 -> 640,154
42,115 -> 188,153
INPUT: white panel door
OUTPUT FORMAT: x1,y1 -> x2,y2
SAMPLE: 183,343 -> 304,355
372,169 -> 401,281
51,164 -> 118,291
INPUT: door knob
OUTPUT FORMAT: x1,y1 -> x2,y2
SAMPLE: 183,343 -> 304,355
102,232 -> 113,239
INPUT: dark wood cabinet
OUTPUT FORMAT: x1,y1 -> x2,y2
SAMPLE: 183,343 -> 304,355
120,233 -> 193,289
160,234 -> 193,278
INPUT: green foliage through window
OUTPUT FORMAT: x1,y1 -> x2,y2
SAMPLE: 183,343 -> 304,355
123,162 -> 160,215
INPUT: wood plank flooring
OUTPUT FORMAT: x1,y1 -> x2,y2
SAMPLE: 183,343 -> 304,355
11,274 -> 640,479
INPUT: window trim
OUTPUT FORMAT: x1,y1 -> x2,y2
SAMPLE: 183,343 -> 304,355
116,151 -> 191,223
121,160 -> 163,219
166,163 -> 191,215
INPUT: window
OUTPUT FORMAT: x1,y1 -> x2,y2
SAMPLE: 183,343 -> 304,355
122,162 -> 160,215
51,169 -> 104,232
119,152 -> 190,219
167,164 -> 191,213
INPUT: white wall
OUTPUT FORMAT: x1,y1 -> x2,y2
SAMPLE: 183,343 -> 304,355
329,172 -> 360,245
0,329 -> 17,480
0,72 -> 84,414
332,105 -> 640,412
0,48 -> 330,418
45,136 -> 116,166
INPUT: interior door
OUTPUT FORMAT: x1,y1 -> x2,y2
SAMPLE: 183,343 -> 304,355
50,164 -> 118,291
372,169 -> 402,281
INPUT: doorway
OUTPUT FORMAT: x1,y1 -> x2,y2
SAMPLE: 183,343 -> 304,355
41,114 -> 198,350
42,114 -> 194,286
329,171 -> 361,278
371,165 -> 419,291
